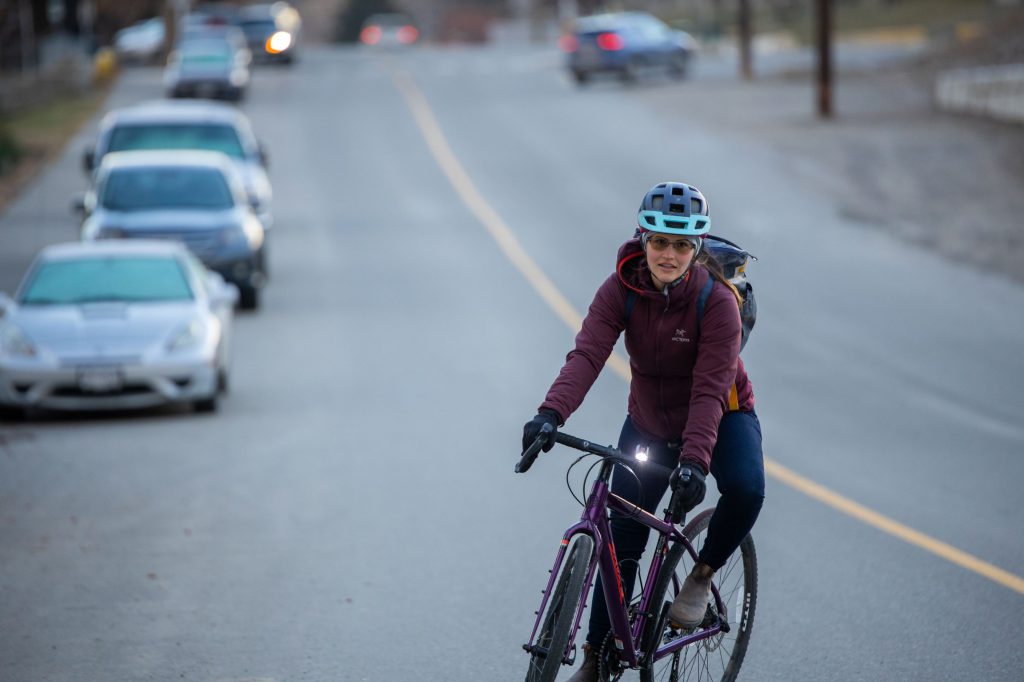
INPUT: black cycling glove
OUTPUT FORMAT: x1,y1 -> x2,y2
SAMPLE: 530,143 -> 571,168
670,460 -> 707,512
522,410 -> 560,453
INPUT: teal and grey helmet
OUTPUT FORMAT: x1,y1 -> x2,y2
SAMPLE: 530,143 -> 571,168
637,182 -> 711,237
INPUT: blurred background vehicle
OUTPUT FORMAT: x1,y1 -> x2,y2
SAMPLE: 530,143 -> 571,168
113,16 -> 166,65
0,240 -> 236,415
83,100 -> 273,231
359,13 -> 419,48
76,150 -> 267,310
561,11 -> 696,85
179,19 -> 252,62
164,37 -> 251,101
238,2 -> 302,65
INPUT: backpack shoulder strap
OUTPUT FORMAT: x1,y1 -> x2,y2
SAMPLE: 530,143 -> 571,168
624,289 -> 638,324
695,276 -> 715,334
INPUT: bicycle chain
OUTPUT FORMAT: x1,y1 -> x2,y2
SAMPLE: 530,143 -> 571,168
598,632 -> 624,682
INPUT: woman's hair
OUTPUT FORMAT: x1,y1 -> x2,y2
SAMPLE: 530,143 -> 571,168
698,249 -> 743,307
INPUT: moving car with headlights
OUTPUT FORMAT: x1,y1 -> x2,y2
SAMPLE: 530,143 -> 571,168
77,151 -> 267,310
561,12 -> 695,85
0,240 -> 237,415
359,13 -> 419,47
165,36 -> 250,101
83,100 -> 273,231
238,2 -> 302,64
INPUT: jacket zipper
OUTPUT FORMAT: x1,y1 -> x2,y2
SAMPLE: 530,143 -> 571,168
658,286 -> 672,437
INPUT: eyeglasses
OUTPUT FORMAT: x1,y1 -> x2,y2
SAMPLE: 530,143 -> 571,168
646,235 -> 696,254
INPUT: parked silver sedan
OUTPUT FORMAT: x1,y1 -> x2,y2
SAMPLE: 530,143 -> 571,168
0,240 -> 237,416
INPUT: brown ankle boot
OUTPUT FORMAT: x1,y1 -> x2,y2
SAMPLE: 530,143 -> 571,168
667,562 -> 714,628
565,645 -> 608,682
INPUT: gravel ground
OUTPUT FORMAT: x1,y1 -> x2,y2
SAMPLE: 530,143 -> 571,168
663,19 -> 1024,284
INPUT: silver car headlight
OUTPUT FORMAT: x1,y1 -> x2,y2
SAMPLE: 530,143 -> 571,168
166,318 -> 205,353
219,226 -> 250,248
0,323 -> 37,358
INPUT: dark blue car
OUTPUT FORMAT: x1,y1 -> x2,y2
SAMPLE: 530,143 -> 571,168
561,12 -> 696,85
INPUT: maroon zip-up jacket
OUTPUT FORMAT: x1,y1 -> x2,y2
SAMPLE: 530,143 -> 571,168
539,239 -> 755,473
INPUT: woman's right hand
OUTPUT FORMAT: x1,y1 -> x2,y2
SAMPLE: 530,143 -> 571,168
522,410 -> 560,453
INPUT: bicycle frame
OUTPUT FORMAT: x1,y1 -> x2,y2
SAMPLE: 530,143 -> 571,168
524,453 -> 730,671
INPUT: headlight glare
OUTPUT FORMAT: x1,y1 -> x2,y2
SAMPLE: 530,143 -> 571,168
266,31 -> 292,54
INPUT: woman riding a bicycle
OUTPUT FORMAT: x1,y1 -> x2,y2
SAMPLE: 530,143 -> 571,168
522,182 -> 765,682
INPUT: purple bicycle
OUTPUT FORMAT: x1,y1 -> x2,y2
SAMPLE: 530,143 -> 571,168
517,424 -> 757,682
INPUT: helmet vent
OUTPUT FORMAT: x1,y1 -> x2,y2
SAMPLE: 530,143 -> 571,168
651,196 -> 664,210
671,187 -> 685,196
691,198 -> 703,214
645,216 -> 656,226
669,203 -> 685,213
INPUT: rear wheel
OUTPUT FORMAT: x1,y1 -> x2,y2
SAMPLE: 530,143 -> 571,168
525,534 -> 594,682
239,285 -> 260,310
639,509 -> 757,682
620,57 -> 641,84
668,53 -> 689,79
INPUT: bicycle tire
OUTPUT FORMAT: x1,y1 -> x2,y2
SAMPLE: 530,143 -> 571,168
525,534 -> 595,682
639,508 -> 758,682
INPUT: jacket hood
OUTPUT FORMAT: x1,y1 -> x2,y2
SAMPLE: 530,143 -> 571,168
615,238 -> 703,300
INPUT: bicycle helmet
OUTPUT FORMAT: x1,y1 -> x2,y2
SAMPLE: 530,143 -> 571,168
637,182 -> 711,236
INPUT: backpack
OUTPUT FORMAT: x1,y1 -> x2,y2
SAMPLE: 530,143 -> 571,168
624,235 -> 757,351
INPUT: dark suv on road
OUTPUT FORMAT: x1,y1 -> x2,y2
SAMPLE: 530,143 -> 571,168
562,12 -> 696,85
77,151 -> 267,310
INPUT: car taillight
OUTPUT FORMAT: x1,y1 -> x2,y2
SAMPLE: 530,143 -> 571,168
558,35 -> 579,53
397,26 -> 418,44
360,26 -> 381,45
596,32 -> 624,51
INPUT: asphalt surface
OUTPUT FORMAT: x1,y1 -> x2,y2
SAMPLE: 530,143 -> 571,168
1,42 -> 1022,681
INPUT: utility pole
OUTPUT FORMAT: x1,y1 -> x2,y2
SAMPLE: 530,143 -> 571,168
737,0 -> 752,80
816,0 -> 833,118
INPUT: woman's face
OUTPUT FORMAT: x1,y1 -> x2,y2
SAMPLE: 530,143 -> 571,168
645,234 -> 696,287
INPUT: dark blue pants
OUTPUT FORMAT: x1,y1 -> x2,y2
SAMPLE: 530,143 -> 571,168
584,411 -> 764,648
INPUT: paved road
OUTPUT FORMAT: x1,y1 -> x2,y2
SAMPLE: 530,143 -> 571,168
1,44 -> 1022,681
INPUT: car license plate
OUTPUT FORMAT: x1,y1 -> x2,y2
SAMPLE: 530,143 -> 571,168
78,367 -> 123,393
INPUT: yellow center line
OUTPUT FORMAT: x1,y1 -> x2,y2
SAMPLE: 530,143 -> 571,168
389,66 -> 1024,596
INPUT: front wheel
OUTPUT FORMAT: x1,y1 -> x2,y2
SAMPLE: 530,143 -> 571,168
639,509 -> 757,682
525,534 -> 594,682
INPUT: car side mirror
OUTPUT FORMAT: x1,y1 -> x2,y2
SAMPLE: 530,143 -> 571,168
82,148 -> 95,173
207,274 -> 239,308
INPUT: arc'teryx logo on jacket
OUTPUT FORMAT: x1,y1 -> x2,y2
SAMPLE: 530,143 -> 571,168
540,239 -> 754,472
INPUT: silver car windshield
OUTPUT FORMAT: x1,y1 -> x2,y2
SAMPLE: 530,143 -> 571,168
100,166 -> 234,211
20,257 -> 194,305
107,123 -> 246,159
